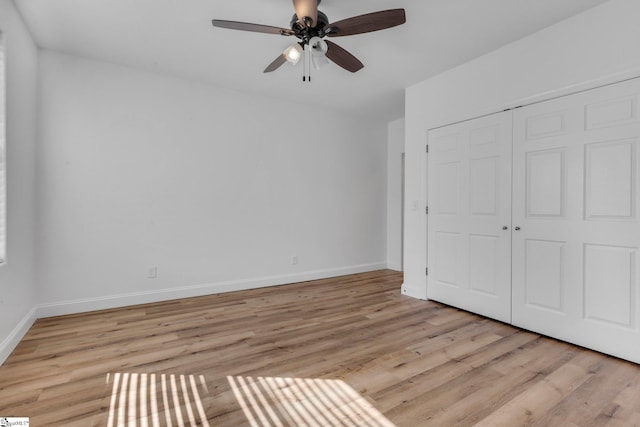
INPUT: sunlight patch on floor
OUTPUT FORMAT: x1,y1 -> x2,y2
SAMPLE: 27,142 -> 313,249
106,373 -> 210,427
228,376 -> 396,427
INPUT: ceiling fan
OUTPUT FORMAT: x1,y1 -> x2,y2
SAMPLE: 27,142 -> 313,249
212,0 -> 406,77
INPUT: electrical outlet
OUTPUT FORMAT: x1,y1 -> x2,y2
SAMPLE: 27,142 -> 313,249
147,266 -> 157,279
291,255 -> 299,265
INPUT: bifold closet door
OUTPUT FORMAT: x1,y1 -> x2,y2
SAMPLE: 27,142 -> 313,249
512,78 -> 640,363
427,111 -> 513,323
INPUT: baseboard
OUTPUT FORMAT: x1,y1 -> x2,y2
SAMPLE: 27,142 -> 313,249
0,307 -> 37,366
36,262 -> 387,318
386,261 -> 403,272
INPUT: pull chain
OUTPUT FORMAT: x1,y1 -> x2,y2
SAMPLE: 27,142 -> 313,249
302,44 -> 311,83
307,43 -> 312,82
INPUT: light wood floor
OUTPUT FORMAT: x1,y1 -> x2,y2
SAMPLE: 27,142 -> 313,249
1,270 -> 639,426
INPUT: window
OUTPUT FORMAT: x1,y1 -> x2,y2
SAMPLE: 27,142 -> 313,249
0,32 -> 5,264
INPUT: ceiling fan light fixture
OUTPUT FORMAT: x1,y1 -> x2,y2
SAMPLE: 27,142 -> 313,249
283,43 -> 303,65
312,55 -> 329,70
309,37 -> 329,69
309,37 -> 328,56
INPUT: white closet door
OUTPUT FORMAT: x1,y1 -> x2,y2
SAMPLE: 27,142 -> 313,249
512,78 -> 640,364
427,111 -> 513,323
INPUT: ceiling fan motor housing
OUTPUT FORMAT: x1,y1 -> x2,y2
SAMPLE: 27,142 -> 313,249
290,10 -> 330,42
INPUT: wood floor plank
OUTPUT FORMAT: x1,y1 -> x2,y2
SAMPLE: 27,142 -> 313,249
0,270 -> 639,426
474,350 -> 604,426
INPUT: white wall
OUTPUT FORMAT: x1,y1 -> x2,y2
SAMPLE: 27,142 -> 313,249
0,0 -> 39,363
386,118 -> 404,272
403,0 -> 640,299
35,51 -> 388,315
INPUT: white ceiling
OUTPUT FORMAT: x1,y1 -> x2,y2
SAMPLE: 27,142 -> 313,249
13,0 -> 611,121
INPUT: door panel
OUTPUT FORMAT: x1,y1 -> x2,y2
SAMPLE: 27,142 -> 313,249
470,157 -> 499,215
524,239 -> 565,312
469,234 -> 498,295
512,78 -> 640,364
428,111 -> 513,323
525,149 -> 566,218
435,162 -> 460,215
584,244 -> 635,328
585,140 -> 635,219
434,231 -> 461,287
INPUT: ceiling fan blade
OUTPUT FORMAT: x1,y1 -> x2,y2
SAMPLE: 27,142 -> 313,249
212,20 -> 295,36
324,9 -> 406,37
292,0 -> 318,27
264,54 -> 287,73
325,40 -> 364,73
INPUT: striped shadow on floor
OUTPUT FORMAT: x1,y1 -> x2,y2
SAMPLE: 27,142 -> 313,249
228,376 -> 396,427
106,373 -> 210,427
